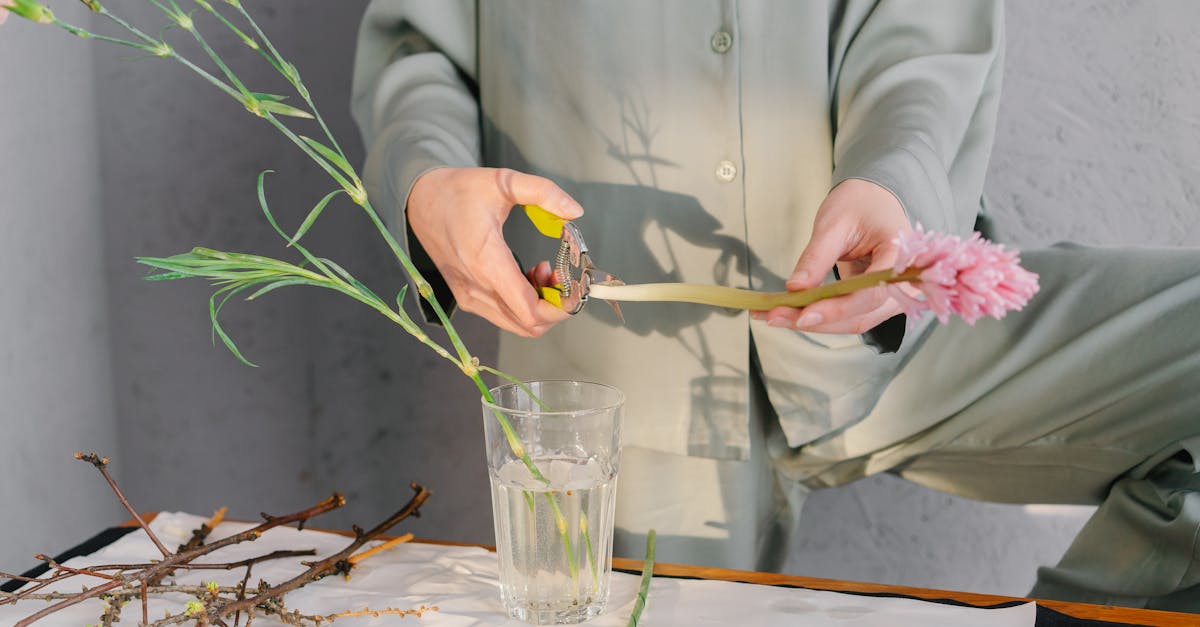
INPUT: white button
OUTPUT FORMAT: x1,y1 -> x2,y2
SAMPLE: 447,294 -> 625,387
711,30 -> 733,53
715,160 -> 738,183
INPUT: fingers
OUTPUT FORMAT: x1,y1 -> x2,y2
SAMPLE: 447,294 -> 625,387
525,260 -> 557,288
494,168 -> 584,220
457,255 -> 570,337
750,289 -> 902,335
786,218 -> 851,291
408,167 -> 580,337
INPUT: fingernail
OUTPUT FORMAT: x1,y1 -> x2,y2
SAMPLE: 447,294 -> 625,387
796,313 -> 822,328
767,317 -> 789,328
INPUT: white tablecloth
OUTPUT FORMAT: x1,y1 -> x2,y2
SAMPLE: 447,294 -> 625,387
0,512 -> 1035,626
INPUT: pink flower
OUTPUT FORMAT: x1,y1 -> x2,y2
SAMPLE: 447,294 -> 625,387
886,225 -> 1039,326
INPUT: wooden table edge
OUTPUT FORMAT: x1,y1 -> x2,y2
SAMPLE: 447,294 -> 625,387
122,513 -> 1193,626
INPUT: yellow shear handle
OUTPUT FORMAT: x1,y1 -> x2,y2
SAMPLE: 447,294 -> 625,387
524,204 -> 567,238
523,205 -> 568,308
539,286 -> 564,308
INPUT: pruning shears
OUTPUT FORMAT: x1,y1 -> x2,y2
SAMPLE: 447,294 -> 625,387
523,204 -> 624,321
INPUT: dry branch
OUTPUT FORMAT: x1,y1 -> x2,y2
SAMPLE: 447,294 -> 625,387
4,454 -> 433,627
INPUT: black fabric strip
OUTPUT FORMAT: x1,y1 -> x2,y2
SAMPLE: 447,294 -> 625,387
1,526 -> 138,593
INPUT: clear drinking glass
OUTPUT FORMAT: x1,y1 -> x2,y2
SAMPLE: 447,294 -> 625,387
482,380 -> 624,625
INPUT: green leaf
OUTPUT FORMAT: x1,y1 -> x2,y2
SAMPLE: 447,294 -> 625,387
245,278 -> 323,300
250,92 -> 287,102
628,529 -> 657,627
143,271 -> 189,281
289,189 -> 344,246
395,284 -> 408,311
256,170 -> 333,278
257,100 -> 313,119
191,247 -> 231,260
208,288 -> 258,367
300,136 -> 356,182
319,257 -> 385,306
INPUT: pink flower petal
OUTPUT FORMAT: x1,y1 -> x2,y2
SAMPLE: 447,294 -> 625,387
891,225 -> 1039,326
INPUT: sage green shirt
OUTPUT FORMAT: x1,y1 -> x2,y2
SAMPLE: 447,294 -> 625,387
352,0 -> 1004,459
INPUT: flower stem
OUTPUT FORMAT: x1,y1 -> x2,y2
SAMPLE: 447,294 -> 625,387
627,529 -> 656,627
588,268 -> 924,310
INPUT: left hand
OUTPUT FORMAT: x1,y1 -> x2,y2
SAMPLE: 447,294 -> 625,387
751,178 -> 912,334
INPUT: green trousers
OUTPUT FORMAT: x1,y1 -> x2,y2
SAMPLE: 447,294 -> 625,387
614,244 -> 1200,612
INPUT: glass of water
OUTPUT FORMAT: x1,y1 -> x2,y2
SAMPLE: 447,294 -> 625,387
482,380 -> 624,625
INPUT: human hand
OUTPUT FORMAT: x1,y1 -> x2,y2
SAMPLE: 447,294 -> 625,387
1,0 -> 11,25
407,167 -> 583,337
751,178 -> 912,334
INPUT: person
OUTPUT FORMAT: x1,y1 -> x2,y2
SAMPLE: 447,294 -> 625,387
351,0 -> 1200,611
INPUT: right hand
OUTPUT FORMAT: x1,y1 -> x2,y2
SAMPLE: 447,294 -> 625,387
407,167 -> 583,337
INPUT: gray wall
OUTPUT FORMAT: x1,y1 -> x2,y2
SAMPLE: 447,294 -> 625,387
1,0 -> 1197,598
0,4 -> 126,569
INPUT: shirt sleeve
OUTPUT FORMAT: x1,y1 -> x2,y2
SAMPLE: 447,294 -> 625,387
829,0 -> 1005,237
350,0 -> 480,322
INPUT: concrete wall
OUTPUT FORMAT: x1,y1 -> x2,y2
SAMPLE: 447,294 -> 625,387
0,4 -> 126,568
1,0 -> 1197,598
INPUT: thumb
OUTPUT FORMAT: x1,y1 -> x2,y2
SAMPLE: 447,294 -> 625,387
787,220 -> 851,291
496,169 -> 583,220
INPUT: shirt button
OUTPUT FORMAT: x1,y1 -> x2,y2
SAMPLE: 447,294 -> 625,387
711,30 -> 733,54
715,160 -> 738,183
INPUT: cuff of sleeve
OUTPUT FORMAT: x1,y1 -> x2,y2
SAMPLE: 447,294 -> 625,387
362,131 -> 477,325
831,137 -> 961,236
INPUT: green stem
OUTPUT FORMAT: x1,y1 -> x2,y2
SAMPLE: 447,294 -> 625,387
588,267 -> 924,310
263,114 -> 359,197
581,517 -> 599,592
73,0 -> 590,587
549,493 -> 580,589
178,17 -> 253,97
193,0 -> 262,55
96,6 -> 159,44
477,366 -> 551,411
53,20 -> 154,50
627,530 -> 656,627
98,5 -> 242,101
229,0 -> 348,159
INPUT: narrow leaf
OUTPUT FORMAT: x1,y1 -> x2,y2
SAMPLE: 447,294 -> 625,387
395,284 -> 408,311
300,136 -> 356,182
627,529 -> 656,627
289,189 -> 344,246
246,278 -> 324,300
319,258 -> 380,300
142,271 -> 189,281
208,289 -> 258,367
256,170 -> 333,278
257,100 -> 313,119
250,91 -> 287,102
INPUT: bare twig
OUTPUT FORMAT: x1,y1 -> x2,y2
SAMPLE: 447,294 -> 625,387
0,572 -> 42,583
8,451 -> 428,627
13,489 -> 345,626
74,452 -> 171,559
178,506 -> 228,553
213,484 -> 430,622
3,585 -> 267,602
346,533 -> 413,565
35,554 -> 119,581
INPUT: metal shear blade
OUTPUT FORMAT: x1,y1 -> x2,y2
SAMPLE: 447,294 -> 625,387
554,222 -> 623,321
524,204 -> 623,321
